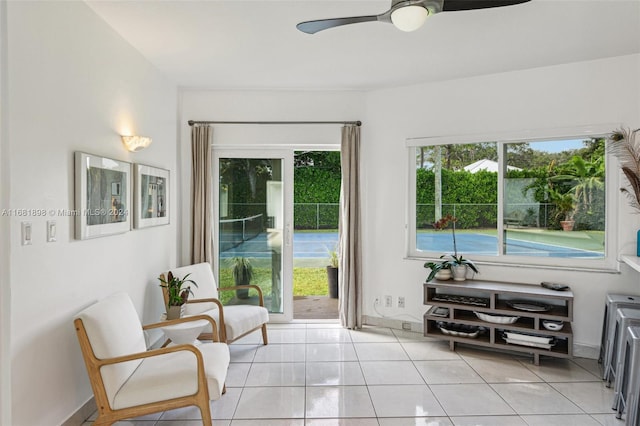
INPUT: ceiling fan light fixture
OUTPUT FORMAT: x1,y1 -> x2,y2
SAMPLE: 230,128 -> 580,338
391,4 -> 429,32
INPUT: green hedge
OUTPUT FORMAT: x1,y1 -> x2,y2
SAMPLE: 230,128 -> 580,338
416,167 -> 605,231
294,166 -> 341,229
416,169 -> 499,229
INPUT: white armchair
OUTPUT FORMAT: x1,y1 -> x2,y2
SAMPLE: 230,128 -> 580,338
74,292 -> 229,426
162,262 -> 269,344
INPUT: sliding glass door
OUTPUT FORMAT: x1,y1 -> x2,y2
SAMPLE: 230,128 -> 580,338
214,149 -> 293,321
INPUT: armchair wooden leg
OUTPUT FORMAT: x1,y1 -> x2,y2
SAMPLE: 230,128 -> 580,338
198,403 -> 213,426
92,416 -> 113,426
261,324 -> 268,345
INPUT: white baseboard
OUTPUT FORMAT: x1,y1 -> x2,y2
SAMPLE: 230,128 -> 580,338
61,397 -> 95,426
573,342 -> 599,359
362,315 -> 422,333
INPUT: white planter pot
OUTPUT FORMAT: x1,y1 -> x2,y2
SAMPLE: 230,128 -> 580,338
435,269 -> 452,281
451,264 -> 468,281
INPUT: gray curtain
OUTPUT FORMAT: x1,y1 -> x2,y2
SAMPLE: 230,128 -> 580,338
190,125 -> 213,264
338,125 -> 362,329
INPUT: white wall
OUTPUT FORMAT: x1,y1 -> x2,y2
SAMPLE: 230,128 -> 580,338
5,2 -> 177,425
362,54 -> 640,354
0,0 -> 11,423
179,56 -> 640,356
4,3 -> 637,425
178,89 -> 365,266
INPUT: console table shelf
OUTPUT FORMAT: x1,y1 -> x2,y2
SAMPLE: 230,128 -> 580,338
424,279 -> 574,365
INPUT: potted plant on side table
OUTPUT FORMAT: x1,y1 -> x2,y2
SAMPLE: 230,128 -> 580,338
158,272 -> 197,319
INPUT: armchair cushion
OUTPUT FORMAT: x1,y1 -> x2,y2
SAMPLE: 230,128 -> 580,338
193,305 -> 269,342
166,262 -> 269,344
172,262 -> 219,301
75,293 -> 147,408
113,342 -> 229,409
221,305 -> 269,341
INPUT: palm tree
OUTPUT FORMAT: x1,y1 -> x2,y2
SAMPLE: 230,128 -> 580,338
551,155 -> 605,221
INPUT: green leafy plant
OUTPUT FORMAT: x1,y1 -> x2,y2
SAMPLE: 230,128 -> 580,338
327,247 -> 339,269
447,254 -> 479,272
423,257 -> 451,282
549,189 -> 576,222
158,272 -> 197,307
424,254 -> 479,282
229,257 -> 253,285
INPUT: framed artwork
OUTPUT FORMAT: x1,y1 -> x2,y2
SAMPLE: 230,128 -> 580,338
74,152 -> 132,239
134,164 -> 169,228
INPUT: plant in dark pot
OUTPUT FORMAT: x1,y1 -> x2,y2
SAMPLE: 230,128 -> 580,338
326,248 -> 339,299
230,257 -> 253,299
158,272 -> 197,320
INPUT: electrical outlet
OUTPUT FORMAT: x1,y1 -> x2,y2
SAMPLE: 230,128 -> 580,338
384,295 -> 392,308
402,322 -> 412,331
374,296 -> 380,305
398,296 -> 405,308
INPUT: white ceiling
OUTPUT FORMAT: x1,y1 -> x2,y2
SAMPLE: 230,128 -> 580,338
86,0 -> 640,90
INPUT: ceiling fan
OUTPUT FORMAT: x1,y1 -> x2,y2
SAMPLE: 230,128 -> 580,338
297,0 -> 531,34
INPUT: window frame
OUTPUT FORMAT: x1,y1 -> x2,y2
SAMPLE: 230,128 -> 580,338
406,125 -> 619,272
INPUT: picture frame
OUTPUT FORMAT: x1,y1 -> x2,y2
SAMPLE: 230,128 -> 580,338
74,152 -> 132,239
134,164 -> 169,229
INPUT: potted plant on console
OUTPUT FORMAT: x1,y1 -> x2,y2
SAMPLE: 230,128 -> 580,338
158,272 -> 197,320
424,257 -> 452,282
424,214 -> 478,282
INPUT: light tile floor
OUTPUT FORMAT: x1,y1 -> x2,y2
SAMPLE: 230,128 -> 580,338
84,323 -> 627,425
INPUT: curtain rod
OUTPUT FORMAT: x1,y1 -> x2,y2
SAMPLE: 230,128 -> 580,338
188,120 -> 361,127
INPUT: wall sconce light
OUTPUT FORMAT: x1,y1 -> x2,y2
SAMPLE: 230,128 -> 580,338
121,135 -> 152,152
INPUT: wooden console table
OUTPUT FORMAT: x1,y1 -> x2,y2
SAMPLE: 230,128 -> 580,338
424,280 -> 573,365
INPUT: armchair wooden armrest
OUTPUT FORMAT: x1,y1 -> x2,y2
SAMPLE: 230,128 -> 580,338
93,342 -> 205,368
184,298 -> 227,341
143,315 -> 220,342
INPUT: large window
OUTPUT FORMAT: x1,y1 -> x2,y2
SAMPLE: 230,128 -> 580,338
408,130 -> 614,270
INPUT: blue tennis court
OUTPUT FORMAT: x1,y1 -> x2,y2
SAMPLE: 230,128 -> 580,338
221,231 -> 602,259
418,233 -> 603,258
220,232 -> 339,259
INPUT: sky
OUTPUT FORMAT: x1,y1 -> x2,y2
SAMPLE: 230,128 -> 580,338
533,139 -> 586,153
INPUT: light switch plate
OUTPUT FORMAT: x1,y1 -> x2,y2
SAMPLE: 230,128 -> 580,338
47,220 -> 56,242
21,222 -> 32,245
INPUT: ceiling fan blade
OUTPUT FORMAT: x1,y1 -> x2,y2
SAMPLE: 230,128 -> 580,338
442,0 -> 530,12
297,15 -> 381,34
